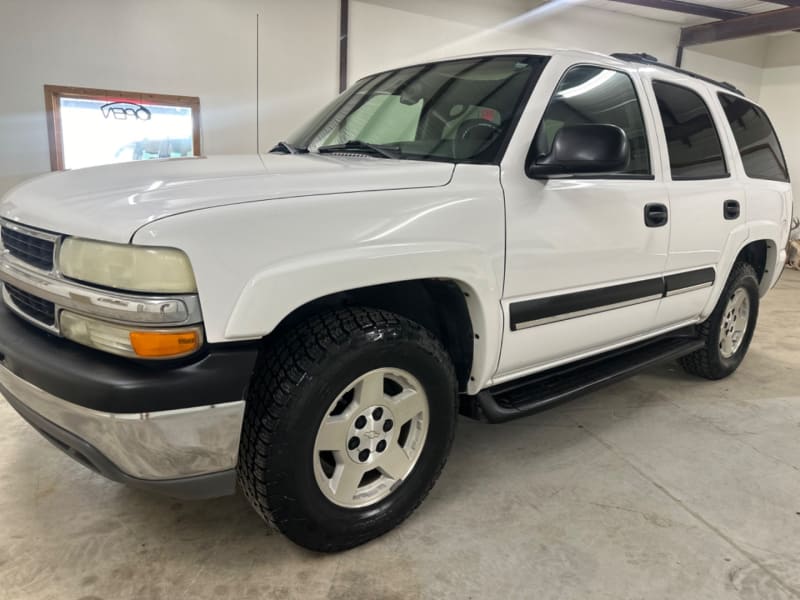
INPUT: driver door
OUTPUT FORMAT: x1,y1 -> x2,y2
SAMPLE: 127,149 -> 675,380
496,61 -> 671,381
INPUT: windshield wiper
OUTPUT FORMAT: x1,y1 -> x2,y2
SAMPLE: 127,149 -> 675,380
317,140 -> 401,159
270,141 -> 307,155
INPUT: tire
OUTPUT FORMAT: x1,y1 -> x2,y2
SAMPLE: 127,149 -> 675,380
679,262 -> 760,380
237,307 -> 458,552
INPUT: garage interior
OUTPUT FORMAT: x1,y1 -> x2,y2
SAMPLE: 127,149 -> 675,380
1,0 -> 799,598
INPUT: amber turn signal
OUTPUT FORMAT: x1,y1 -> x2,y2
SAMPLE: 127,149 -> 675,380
130,330 -> 201,358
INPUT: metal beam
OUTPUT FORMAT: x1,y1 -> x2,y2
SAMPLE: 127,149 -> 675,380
758,1 -> 800,32
339,0 -> 349,93
680,6 -> 800,45
608,0 -> 746,20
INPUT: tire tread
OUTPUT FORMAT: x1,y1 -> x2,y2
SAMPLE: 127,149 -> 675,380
679,262 -> 758,380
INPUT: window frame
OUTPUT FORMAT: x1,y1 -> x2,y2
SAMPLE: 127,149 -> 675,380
717,92 -> 790,184
650,79 -> 730,182
527,63 -> 656,181
43,84 -> 202,171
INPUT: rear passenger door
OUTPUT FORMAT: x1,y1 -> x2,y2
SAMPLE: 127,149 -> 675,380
643,76 -> 748,329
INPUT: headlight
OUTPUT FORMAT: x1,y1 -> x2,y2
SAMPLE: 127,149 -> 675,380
59,238 -> 197,294
60,311 -> 203,359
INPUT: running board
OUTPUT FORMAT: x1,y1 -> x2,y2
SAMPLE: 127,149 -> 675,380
471,332 -> 704,423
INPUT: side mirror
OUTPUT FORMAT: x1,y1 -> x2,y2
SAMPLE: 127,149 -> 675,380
528,124 -> 629,178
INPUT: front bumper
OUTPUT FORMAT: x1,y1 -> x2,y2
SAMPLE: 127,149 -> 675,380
0,301 -> 259,499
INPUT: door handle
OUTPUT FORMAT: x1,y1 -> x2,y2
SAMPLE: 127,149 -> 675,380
724,199 -> 740,220
644,203 -> 668,227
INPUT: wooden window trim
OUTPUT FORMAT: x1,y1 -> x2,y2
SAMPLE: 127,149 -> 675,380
43,84 -> 202,171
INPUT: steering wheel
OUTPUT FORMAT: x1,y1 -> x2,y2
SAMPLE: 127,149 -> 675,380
451,118 -> 503,158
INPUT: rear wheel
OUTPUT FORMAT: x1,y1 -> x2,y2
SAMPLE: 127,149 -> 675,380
679,262 -> 759,380
237,307 -> 458,552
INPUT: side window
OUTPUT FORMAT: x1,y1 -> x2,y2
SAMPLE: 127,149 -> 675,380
533,66 -> 651,175
718,93 -> 790,182
651,81 -> 727,180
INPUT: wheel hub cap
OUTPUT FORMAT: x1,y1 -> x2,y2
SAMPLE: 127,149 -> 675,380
312,368 -> 429,508
345,404 -> 396,465
719,287 -> 750,359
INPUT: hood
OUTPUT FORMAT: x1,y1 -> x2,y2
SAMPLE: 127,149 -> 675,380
0,154 -> 455,243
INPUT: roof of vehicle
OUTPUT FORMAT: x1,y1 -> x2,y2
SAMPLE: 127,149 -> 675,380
385,48 -> 747,98
609,52 -> 744,96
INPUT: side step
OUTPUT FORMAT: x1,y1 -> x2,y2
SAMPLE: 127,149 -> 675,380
473,331 -> 704,423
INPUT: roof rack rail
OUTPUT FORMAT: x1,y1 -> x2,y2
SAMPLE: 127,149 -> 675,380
610,52 -> 745,97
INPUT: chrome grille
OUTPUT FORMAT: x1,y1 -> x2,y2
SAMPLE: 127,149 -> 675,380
1,225 -> 56,271
4,283 -> 56,326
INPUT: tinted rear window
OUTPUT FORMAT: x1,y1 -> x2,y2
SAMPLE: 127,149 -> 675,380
718,93 -> 790,182
652,81 -> 727,180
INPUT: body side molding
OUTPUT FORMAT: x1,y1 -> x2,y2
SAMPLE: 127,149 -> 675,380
509,267 -> 716,331
664,267 -> 716,296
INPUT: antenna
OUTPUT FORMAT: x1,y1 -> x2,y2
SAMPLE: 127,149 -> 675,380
256,12 -> 260,154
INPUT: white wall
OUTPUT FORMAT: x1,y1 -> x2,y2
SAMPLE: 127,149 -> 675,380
0,0 -> 338,195
682,38 -> 768,101
350,0 -> 680,82
348,1 -> 771,104
258,1 -> 339,148
2,0 -> 797,219
759,35 -> 800,217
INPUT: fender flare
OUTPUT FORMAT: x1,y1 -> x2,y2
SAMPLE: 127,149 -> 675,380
701,227 -> 779,318
224,243 -> 504,394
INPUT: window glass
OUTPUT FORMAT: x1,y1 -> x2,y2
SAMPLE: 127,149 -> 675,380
533,66 -> 651,175
718,93 -> 789,182
652,81 -> 727,180
45,86 -> 200,171
324,95 -> 423,145
60,98 -> 194,169
288,55 -> 548,164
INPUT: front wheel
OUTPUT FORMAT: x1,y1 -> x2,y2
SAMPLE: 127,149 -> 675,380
237,307 -> 458,552
679,262 -> 760,380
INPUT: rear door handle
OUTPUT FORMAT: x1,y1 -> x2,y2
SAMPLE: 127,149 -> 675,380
644,203 -> 668,228
724,199 -> 740,220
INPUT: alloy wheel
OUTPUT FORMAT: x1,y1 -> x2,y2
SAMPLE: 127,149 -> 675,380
719,287 -> 750,359
312,368 -> 429,508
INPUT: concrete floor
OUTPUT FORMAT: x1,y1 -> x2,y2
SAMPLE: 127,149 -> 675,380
1,271 -> 798,600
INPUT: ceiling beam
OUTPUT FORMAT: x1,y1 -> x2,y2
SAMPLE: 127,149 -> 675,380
680,6 -> 800,45
763,0 -> 800,6
607,0 -> 746,20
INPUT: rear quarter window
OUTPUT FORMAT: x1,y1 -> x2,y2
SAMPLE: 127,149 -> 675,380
718,93 -> 790,182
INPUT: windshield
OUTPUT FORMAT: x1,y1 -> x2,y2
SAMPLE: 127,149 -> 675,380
284,55 -> 548,164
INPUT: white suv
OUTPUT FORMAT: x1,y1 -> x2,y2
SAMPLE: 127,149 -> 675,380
0,49 -> 792,551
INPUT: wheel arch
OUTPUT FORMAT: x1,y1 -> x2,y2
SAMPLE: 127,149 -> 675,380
702,237 -> 777,320
258,279 -> 492,393
733,238 -> 778,296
